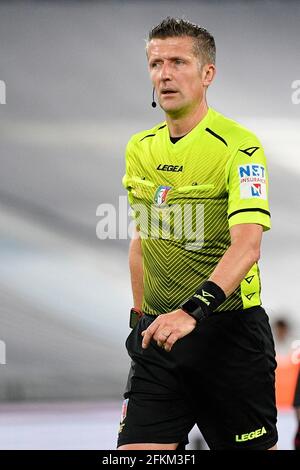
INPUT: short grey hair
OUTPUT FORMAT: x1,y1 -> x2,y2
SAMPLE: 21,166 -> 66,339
146,17 -> 216,65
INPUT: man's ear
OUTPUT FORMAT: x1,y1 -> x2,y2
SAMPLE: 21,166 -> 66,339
202,63 -> 216,87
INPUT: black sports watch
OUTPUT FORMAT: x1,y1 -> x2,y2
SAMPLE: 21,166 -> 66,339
180,297 -> 209,322
129,307 -> 143,329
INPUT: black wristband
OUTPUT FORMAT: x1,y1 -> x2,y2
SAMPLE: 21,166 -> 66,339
180,280 -> 226,322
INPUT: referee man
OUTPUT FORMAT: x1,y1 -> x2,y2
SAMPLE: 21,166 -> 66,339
117,17 -> 278,451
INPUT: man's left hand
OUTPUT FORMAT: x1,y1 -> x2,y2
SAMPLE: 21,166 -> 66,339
141,309 -> 197,352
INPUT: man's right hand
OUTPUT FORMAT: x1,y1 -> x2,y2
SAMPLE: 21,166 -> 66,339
141,309 -> 197,352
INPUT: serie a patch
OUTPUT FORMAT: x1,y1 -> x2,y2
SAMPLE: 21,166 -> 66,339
238,164 -> 267,200
154,185 -> 172,207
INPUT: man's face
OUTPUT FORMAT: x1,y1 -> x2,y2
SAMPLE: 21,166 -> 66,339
147,36 -> 214,117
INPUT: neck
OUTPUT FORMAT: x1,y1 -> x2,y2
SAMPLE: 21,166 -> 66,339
166,98 -> 208,138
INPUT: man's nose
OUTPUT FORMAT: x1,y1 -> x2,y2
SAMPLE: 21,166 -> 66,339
160,62 -> 172,81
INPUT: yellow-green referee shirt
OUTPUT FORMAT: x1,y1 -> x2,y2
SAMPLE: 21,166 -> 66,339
123,107 -> 271,315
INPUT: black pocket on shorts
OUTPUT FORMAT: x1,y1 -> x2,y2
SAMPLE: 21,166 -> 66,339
238,313 -> 266,353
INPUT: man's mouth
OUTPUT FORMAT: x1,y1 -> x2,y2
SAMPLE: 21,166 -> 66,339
161,89 -> 178,96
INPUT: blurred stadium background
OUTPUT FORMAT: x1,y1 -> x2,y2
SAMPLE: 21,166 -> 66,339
0,0 -> 299,449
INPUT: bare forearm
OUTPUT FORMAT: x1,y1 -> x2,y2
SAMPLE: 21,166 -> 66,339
208,224 -> 263,297
129,232 -> 144,309
209,241 -> 260,297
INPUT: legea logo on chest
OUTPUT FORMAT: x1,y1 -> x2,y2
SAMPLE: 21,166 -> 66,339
156,164 -> 183,172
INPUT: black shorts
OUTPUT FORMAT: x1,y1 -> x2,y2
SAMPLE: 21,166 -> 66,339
117,306 -> 278,450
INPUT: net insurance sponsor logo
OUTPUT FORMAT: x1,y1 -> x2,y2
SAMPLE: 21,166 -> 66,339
238,164 -> 267,200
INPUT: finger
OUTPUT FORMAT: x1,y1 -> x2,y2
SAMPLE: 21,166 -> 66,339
155,332 -> 171,347
163,333 -> 179,353
160,331 -> 171,339
142,323 -> 159,349
153,328 -> 171,342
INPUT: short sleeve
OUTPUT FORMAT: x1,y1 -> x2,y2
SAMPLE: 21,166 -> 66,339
122,138 -> 139,225
225,134 -> 271,232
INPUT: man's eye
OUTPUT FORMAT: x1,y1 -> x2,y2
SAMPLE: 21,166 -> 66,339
151,63 -> 158,68
175,59 -> 184,65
